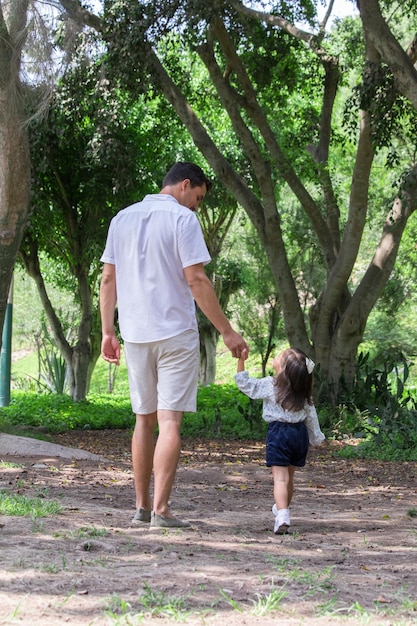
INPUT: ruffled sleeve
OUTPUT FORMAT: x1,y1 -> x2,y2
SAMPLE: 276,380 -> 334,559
234,371 -> 273,400
305,403 -> 325,446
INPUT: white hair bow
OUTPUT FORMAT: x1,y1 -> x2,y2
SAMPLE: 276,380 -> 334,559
305,357 -> 315,374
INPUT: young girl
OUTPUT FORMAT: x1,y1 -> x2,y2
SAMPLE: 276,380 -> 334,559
235,347 -> 325,534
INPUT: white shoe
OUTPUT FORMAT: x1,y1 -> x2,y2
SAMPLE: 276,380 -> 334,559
272,505 -> 290,535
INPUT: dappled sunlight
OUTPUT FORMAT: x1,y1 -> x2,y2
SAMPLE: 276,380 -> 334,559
1,436 -> 416,625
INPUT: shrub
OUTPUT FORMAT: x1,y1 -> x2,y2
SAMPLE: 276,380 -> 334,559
0,385 -> 268,440
0,391 -> 134,433
183,384 -> 266,440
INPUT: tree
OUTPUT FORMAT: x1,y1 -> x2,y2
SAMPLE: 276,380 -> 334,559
0,2 -> 32,345
197,187 -> 241,385
23,46 -> 187,400
0,0 -> 101,349
4,0 -> 417,405
101,0 -> 417,400
228,221 -> 284,377
0,0 -> 239,396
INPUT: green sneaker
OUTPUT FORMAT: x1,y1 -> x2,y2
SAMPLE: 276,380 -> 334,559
132,507 -> 152,523
150,512 -> 191,528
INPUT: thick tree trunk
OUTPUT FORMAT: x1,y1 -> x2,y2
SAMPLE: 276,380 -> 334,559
358,0 -> 417,109
199,327 -> 218,386
0,108 -> 30,345
313,166 -> 417,399
0,0 -> 31,347
70,343 -> 91,401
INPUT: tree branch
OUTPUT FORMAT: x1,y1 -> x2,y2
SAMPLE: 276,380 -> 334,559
340,164 -> 417,336
146,40 -> 310,349
57,0 -> 103,32
211,18 -> 336,267
232,0 -> 337,60
231,0 -> 317,47
19,237 -> 72,363
358,0 -> 417,109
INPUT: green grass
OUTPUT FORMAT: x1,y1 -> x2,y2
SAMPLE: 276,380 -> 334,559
337,439 -> 417,462
0,490 -> 63,517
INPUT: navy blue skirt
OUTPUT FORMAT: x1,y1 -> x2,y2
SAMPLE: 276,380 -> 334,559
266,420 -> 309,467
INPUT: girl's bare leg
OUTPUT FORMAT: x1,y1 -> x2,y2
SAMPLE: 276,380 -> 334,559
287,465 -> 296,506
272,465 -> 290,509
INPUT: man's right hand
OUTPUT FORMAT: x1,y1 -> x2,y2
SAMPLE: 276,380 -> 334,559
101,334 -> 121,365
222,328 -> 249,359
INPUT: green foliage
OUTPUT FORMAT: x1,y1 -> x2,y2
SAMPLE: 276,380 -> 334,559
9,330 -> 417,461
26,50 -> 158,305
35,322 -> 69,394
0,392 -> 134,433
0,385 -> 267,441
237,397 -> 264,434
338,437 -> 417,462
11,267 -> 79,352
317,402 -> 367,440
320,349 -> 417,460
39,349 -> 67,394
0,491 -> 62,517
338,350 -> 406,405
226,218 -> 286,375
183,384 -> 267,440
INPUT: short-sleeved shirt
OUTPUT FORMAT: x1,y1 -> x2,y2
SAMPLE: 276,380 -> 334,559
101,194 -> 211,342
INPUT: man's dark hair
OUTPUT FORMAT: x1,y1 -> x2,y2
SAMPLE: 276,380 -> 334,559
162,162 -> 212,192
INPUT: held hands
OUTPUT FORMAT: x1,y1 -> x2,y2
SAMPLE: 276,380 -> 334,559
237,348 -> 249,373
222,328 -> 249,359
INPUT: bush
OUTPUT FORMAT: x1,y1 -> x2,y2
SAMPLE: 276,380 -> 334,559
0,391 -> 134,434
338,438 -> 417,462
0,385 -> 268,441
183,384 -> 267,440
318,351 -> 417,453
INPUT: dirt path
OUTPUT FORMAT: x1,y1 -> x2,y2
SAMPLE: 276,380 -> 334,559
0,432 -> 416,625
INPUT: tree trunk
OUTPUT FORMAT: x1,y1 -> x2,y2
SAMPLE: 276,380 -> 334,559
0,3 -> 31,348
70,342 -> 91,401
199,326 -> 218,386
358,0 -> 417,109
312,164 -> 417,399
148,47 -> 311,350
20,238 -> 99,402
0,110 -> 30,345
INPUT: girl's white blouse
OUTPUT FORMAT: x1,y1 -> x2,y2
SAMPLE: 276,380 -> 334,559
234,371 -> 325,446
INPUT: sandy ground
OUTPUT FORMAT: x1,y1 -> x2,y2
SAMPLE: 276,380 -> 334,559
0,431 -> 416,625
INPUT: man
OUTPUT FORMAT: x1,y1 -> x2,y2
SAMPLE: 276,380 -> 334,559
100,162 -> 248,528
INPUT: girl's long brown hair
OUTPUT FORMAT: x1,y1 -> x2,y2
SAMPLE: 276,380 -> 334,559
273,348 -> 313,411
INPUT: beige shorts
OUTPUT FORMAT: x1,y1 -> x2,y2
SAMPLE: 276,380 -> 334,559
123,330 -> 200,414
